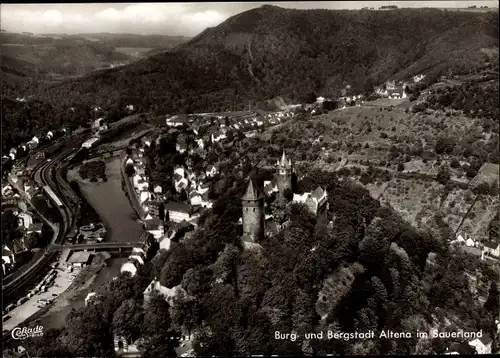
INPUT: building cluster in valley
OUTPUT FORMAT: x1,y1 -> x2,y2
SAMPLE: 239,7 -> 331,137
2,173 -> 45,276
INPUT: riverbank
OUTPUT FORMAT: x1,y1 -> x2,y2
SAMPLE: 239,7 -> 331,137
67,156 -> 143,243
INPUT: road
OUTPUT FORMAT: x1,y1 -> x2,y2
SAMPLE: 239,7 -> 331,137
121,157 -> 146,220
3,137 -> 85,305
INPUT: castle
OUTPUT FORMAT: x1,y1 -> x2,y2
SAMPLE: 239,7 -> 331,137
241,149 -> 328,244
241,150 -> 293,243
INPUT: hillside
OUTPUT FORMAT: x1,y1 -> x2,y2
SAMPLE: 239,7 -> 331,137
21,6 -> 498,114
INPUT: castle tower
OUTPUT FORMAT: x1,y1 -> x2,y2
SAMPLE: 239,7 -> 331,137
241,179 -> 265,242
276,150 -> 293,197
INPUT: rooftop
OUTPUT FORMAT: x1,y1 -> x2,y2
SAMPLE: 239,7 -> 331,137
67,251 -> 93,264
242,180 -> 265,201
165,201 -> 192,214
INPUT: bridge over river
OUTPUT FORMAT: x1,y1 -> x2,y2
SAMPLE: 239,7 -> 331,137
48,241 -> 145,253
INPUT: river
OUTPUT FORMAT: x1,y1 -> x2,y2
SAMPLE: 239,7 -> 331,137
67,155 -> 143,243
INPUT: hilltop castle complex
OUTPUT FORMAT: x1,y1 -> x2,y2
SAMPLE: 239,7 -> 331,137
241,150 -> 329,244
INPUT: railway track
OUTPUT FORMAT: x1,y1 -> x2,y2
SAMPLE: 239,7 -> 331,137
3,138 -> 85,300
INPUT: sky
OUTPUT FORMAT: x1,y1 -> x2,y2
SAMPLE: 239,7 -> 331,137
1,1 -> 498,37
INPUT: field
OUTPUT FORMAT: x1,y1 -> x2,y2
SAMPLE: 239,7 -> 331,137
115,47 -> 154,57
260,98 -> 498,241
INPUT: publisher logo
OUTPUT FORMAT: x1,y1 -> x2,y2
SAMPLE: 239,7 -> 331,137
11,326 -> 44,340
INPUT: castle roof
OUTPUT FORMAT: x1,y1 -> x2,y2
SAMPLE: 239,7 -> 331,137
242,180 -> 265,201
277,150 -> 292,169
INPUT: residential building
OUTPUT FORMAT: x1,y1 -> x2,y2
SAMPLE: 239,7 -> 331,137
67,252 -> 94,269
211,131 -> 227,143
483,241 -> 500,258
143,277 -> 185,307
139,190 -> 151,204
176,136 -> 188,153
469,334 -> 493,354
144,200 -> 163,219
2,245 -> 16,265
189,191 -> 203,206
153,184 -> 162,194
132,173 -> 142,188
137,179 -> 149,192
206,165 -> 219,178
143,218 -> 164,239
165,202 -> 193,223
27,223 -> 43,235
293,186 -> 328,216
166,115 -> 189,127
444,342 -> 476,355
17,211 -> 33,229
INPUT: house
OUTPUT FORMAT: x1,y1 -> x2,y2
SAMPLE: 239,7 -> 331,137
211,131 -> 227,143
468,334 -> 493,354
132,173 -> 142,188
166,115 -> 189,127
137,179 -> 149,192
165,202 -> 193,223
413,74 -> 426,83
27,222 -> 43,235
176,136 -> 188,153
139,190 -> 151,204
483,241 -> 500,258
189,191 -> 203,206
85,292 -> 99,306
143,218 -> 164,239
121,260 -> 140,277
293,187 -> 328,216
143,277 -> 170,303
153,184 -> 162,194
196,138 -> 205,149
2,245 -> 16,265
174,176 -> 189,193
125,157 -> 134,166
198,183 -> 210,195
206,165 -> 219,178
143,277 -> 186,307
17,211 -> 33,229
263,180 -> 279,196
67,252 -> 94,269
144,200 -> 163,219
444,342 -> 476,355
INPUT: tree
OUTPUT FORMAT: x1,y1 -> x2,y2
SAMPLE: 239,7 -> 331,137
1,210 -> 21,247
112,299 -> 144,341
485,281 -> 499,318
437,165 -> 451,185
142,293 -> 172,337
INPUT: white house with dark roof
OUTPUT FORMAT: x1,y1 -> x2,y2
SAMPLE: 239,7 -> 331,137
125,157 -> 134,166
132,173 -> 142,188
139,190 -> 151,204
211,131 -> 227,143
17,211 -> 33,229
143,218 -> 164,239
166,115 -> 189,127
165,202 -> 193,223
174,176 -> 189,193
137,179 -> 149,192
293,187 -> 328,216
153,184 -> 162,194
468,333 -> 493,354
189,191 -> 203,206
483,241 -> 500,258
206,165 -> 219,178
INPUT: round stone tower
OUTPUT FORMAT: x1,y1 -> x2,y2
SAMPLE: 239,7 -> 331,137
277,150 -> 293,197
241,179 -> 265,242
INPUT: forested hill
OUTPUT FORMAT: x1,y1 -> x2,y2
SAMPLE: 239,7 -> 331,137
21,6 -> 500,113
